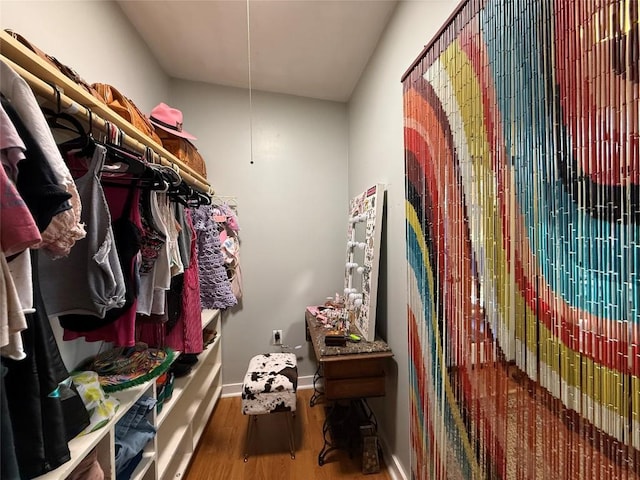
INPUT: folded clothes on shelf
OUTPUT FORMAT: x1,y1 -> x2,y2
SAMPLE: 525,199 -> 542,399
114,395 -> 156,479
80,342 -> 175,393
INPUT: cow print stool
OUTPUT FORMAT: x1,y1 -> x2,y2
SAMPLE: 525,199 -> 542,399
241,353 -> 298,461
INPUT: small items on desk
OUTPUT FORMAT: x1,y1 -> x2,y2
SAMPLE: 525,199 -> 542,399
324,331 -> 347,347
324,332 -> 361,347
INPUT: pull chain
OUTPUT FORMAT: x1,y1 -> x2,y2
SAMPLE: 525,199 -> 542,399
246,0 -> 254,165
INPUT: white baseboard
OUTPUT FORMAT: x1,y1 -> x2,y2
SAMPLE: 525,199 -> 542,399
222,374 -> 315,398
378,436 -> 408,480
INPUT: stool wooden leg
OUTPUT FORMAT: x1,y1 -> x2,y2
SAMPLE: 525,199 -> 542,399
286,412 -> 296,459
243,415 -> 257,462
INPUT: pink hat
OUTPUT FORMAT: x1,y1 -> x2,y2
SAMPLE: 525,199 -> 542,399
149,102 -> 197,140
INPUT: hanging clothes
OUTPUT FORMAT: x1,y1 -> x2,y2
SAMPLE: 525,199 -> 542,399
0,253 -> 27,361
2,249 -> 90,479
1,96 -> 72,234
0,102 -> 27,185
61,181 -> 142,347
0,364 -> 19,480
217,203 -> 242,300
164,198 -> 183,277
138,189 -> 166,275
39,144 -> 126,318
174,202 -> 192,270
149,194 -> 182,316
1,97 -> 63,345
136,190 -> 171,317
0,60 -> 85,257
191,205 -> 236,310
0,158 -> 41,257
163,208 -> 203,353
138,208 -> 203,354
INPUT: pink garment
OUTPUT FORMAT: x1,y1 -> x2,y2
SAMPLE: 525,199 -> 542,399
0,164 -> 41,255
67,448 -> 104,480
165,209 -> 203,354
63,186 -> 141,346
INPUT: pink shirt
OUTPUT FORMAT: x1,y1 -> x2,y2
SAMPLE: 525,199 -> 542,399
0,165 -> 41,256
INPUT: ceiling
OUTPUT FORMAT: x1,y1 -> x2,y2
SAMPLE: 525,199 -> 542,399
117,0 -> 398,103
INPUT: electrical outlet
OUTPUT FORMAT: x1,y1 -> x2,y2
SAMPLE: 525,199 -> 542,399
272,329 -> 283,345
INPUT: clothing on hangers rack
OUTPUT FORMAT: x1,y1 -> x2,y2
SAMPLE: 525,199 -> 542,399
0,31 -> 239,480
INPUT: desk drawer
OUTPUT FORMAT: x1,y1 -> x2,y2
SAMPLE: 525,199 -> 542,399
323,358 -> 385,379
325,376 -> 386,400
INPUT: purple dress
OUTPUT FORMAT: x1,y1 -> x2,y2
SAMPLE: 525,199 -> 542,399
191,205 -> 237,310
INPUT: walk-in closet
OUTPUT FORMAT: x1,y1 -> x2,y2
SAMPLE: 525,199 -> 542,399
2,1 -> 638,480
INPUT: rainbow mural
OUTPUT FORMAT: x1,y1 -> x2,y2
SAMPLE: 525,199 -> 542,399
403,0 -> 639,478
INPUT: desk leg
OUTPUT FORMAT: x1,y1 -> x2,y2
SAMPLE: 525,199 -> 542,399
317,399 -> 365,466
317,398 -> 382,471
318,402 -> 343,466
309,365 -> 325,407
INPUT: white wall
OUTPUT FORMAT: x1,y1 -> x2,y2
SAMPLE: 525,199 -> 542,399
348,0 -> 459,476
169,78 -> 349,383
0,0 -> 171,368
0,1 -> 169,114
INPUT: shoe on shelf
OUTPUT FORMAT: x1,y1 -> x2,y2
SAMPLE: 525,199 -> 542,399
170,362 -> 193,378
176,353 -> 199,365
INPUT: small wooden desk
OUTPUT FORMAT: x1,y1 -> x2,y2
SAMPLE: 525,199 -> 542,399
305,307 -> 393,468
305,307 -> 393,401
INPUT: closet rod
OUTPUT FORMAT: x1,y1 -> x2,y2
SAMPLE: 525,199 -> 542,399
1,54 -> 213,195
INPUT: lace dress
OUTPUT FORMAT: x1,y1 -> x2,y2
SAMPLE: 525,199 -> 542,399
191,205 -> 237,310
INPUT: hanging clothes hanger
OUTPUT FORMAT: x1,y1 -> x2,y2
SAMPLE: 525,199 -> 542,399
44,107 -> 86,138
43,89 -> 93,152
88,123 -> 148,178
212,195 -> 238,209
191,190 -> 211,206
168,181 -> 193,207
166,179 -> 211,207
149,163 -> 182,189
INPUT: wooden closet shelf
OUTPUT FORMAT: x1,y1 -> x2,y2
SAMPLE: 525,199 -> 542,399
0,30 -> 213,194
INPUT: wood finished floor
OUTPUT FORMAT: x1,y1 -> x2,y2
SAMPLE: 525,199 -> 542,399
185,389 -> 392,480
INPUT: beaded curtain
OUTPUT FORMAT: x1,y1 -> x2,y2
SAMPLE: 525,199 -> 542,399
403,0 -> 639,478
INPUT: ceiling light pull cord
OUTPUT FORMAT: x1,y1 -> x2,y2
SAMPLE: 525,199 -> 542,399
246,0 -> 254,165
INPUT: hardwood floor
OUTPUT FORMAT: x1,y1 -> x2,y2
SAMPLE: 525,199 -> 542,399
185,388 -> 392,480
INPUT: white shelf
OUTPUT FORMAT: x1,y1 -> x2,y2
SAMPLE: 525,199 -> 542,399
157,423 -> 192,473
130,451 -> 155,480
156,334 -> 221,427
201,308 -> 220,329
34,309 -> 222,480
192,383 -> 222,443
156,310 -> 222,478
159,452 -> 192,480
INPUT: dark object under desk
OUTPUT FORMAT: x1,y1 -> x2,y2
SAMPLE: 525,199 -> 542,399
305,307 -> 393,470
